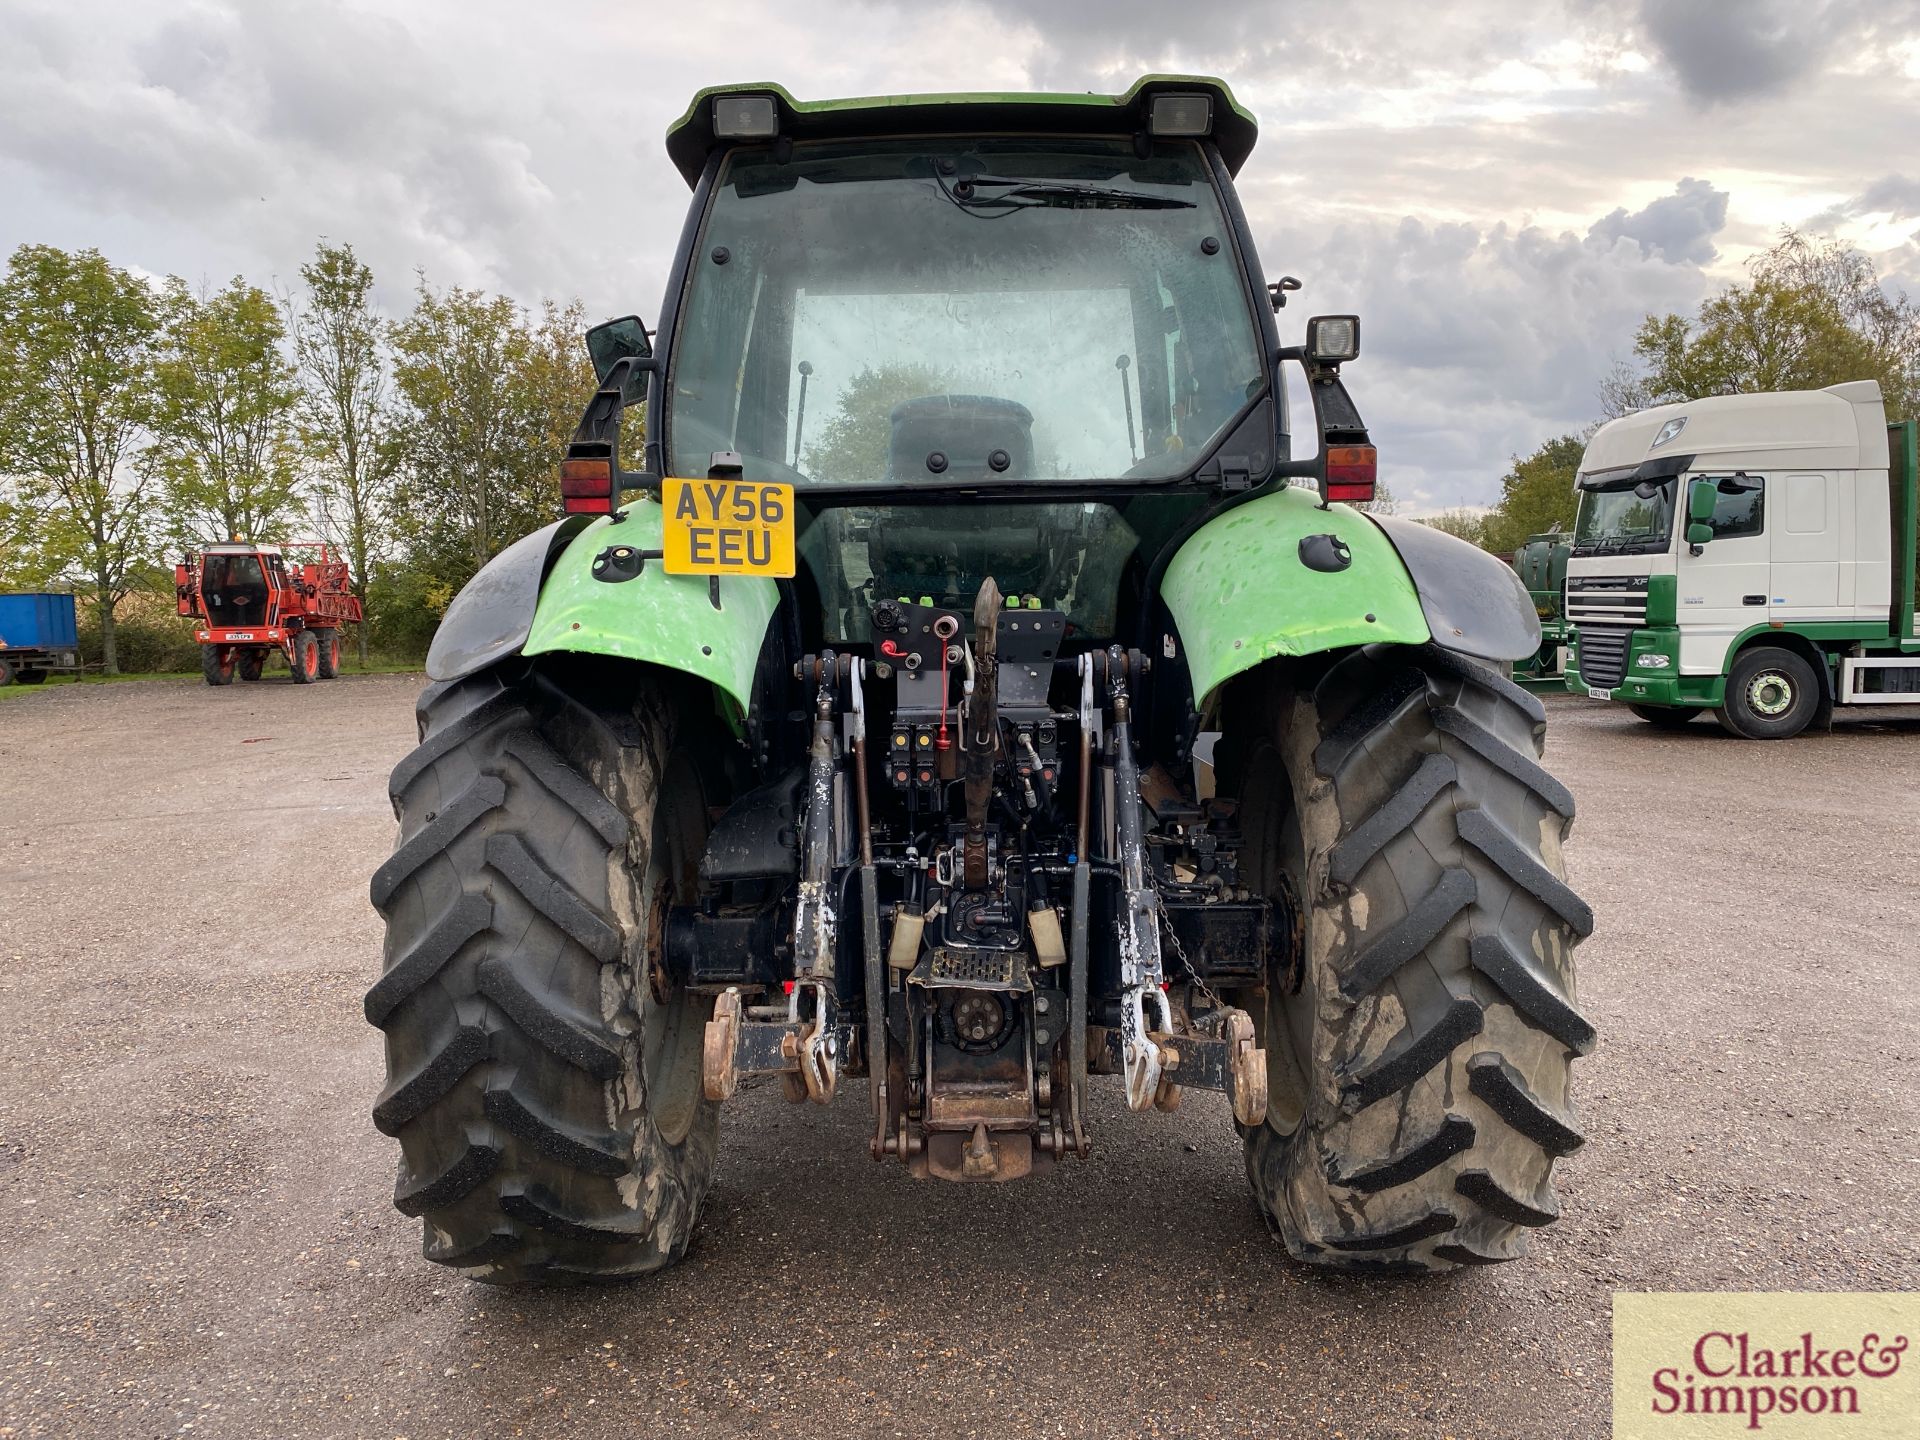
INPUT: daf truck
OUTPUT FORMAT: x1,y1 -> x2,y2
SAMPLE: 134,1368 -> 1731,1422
1565,380 -> 1920,738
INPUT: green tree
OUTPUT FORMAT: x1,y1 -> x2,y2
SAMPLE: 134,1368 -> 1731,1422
0,245 -> 163,673
1354,479 -> 1396,516
389,279 -> 594,592
1479,434 -> 1586,557
1417,508 -> 1488,545
803,363 -> 942,480
1605,229 -> 1919,420
150,276 -> 304,548
290,241 -> 396,664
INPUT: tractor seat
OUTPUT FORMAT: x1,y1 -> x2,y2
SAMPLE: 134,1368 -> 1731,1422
887,395 -> 1034,482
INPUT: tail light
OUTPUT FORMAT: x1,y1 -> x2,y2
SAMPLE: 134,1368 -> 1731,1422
560,458 -> 613,514
1325,445 -> 1377,504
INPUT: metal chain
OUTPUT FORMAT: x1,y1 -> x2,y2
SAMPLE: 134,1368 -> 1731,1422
1158,910 -> 1228,1019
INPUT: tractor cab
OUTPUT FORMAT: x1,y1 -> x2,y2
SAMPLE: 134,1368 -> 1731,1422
653,113 -> 1275,651
196,548 -> 276,628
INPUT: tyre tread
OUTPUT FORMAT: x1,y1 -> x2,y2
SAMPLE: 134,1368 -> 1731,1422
1244,645 -> 1590,1271
365,666 -> 715,1285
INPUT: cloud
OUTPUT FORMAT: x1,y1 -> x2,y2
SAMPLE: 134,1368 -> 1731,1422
1,0 -> 1914,511
0,2 -> 567,300
1266,207 -> 1711,504
1635,0 -> 1920,105
1807,173 -> 1920,231
1636,0 -> 1831,103
1587,177 -> 1728,264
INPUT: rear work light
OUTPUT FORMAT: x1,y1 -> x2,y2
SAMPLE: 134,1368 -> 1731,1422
713,95 -> 779,139
560,458 -> 613,514
1306,314 -> 1361,364
1148,93 -> 1213,137
1325,445 -> 1378,504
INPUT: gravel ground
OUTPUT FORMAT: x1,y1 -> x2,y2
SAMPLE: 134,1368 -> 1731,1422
0,674 -> 1915,1439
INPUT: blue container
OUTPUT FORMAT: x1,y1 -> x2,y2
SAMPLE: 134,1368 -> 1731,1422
0,592 -> 80,654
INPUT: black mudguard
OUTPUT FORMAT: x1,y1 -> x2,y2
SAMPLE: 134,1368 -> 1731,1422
1366,513 -> 1540,664
424,516 -> 593,683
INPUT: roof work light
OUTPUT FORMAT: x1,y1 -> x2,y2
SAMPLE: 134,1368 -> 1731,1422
1147,93 -> 1212,137
713,95 -> 779,139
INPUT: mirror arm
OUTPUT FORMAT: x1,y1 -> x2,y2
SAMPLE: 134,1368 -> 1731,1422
565,357 -> 658,496
1269,351 -> 1372,507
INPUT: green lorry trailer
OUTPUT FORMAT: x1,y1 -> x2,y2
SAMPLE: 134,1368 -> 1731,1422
1510,528 -> 1571,692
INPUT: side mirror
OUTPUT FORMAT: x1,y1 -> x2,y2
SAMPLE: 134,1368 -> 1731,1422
584,315 -> 653,407
1685,480 -> 1718,549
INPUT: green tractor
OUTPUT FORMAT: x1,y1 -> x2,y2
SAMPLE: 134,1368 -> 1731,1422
365,77 -> 1592,1284
1510,526 -> 1572,692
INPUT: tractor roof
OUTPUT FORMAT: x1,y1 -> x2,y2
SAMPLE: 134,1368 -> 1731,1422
664,75 -> 1259,188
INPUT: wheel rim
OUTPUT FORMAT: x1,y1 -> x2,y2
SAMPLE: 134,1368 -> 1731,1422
638,750 -> 711,1148
1747,671 -> 1793,717
1240,739 -> 1310,1135
303,642 -> 317,678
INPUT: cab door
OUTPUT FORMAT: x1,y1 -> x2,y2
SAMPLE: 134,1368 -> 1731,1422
1771,471 -> 1841,614
1675,472 -> 1769,675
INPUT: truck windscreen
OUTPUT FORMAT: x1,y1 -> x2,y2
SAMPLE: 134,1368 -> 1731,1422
667,137 -> 1265,489
1573,480 -> 1675,555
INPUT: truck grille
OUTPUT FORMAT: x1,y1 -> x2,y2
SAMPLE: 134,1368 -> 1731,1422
1565,579 -> 1647,627
1575,626 -> 1632,689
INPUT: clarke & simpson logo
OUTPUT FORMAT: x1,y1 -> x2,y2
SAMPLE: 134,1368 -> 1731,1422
1651,1329 -> 1907,1428
1615,1294 -> 1918,1439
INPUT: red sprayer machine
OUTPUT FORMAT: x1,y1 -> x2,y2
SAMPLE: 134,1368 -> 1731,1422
175,541 -> 363,686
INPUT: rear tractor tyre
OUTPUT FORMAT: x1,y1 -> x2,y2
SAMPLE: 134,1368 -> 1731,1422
365,663 -> 719,1284
1240,645 -> 1593,1270
290,631 -> 319,684
1715,646 -> 1817,740
317,629 -> 340,679
201,644 -> 235,687
237,650 -> 266,683
1627,703 -> 1699,729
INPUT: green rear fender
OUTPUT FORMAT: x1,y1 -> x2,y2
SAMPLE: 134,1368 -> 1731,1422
522,504 -> 780,718
1161,486 -> 1429,705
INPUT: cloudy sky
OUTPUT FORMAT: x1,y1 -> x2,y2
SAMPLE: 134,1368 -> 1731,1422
5,0 -> 1920,510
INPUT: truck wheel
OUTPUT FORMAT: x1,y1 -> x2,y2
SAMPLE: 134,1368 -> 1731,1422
366,663 -> 719,1284
201,644 -> 235,686
237,651 -> 266,683
290,631 -> 319,684
1627,704 -> 1699,729
1239,645 -> 1592,1269
1716,647 -> 1817,740
316,630 -> 340,679
16,668 -> 46,685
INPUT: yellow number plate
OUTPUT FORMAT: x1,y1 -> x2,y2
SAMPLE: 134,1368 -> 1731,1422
660,478 -> 796,578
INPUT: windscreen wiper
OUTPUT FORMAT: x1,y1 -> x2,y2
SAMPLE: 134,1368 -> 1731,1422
938,173 -> 1196,213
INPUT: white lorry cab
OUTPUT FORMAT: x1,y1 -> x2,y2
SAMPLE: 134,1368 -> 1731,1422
1564,380 -> 1920,738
